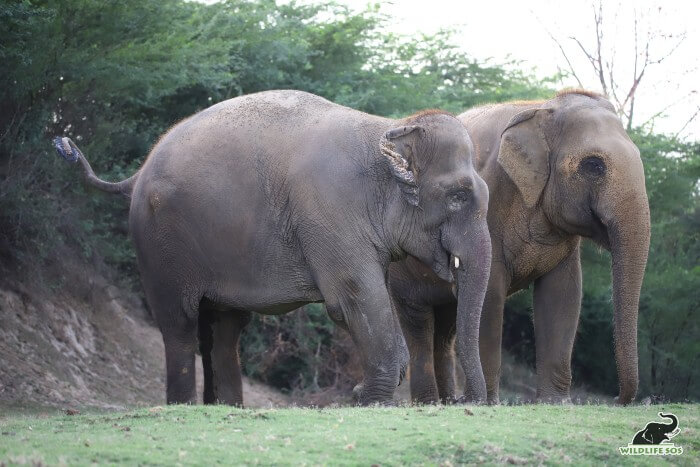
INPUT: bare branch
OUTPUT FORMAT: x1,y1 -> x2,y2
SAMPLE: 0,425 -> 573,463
674,106 -> 700,139
648,33 -> 687,66
607,5 -> 620,109
608,61 -> 622,111
532,10 -> 584,88
622,10 -> 647,128
639,92 -> 694,128
570,36 -> 597,71
542,0 -> 691,130
593,0 -> 608,95
550,36 -> 584,87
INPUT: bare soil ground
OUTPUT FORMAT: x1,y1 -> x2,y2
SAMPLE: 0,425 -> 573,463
0,265 -> 289,410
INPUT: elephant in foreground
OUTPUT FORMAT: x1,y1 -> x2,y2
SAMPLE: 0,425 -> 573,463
54,90 -> 492,406
632,413 -> 679,445
390,89 -> 650,405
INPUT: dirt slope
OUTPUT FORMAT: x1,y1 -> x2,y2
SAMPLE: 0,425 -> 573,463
0,267 -> 288,410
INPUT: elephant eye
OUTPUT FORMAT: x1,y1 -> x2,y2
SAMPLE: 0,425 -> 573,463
447,190 -> 470,211
580,156 -> 606,176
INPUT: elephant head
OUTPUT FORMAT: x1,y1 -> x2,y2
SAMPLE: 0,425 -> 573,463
382,111 -> 491,402
497,91 -> 650,404
632,413 -> 679,445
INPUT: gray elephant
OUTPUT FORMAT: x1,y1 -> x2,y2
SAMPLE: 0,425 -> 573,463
389,90 -> 650,405
632,413 -> 679,445
54,90 -> 492,406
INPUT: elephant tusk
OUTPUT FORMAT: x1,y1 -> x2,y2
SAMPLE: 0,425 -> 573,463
454,256 -> 460,269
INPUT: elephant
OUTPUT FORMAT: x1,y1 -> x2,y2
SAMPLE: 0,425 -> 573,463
632,413 -> 679,445
389,89 -> 650,405
53,90 -> 492,406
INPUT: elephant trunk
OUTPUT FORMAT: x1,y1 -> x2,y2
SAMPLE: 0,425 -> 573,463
454,226 -> 491,403
606,193 -> 651,405
660,413 -> 678,432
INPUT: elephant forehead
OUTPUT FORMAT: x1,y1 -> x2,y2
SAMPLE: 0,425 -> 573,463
427,133 -> 475,168
556,108 -> 627,146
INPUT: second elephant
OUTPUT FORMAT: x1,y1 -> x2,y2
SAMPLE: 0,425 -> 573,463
390,89 -> 650,405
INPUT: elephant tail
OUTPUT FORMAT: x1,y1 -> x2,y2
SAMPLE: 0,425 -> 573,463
53,136 -> 139,197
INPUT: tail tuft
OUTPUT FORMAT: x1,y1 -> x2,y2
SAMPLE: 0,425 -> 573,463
50,136 -> 138,197
53,136 -> 79,162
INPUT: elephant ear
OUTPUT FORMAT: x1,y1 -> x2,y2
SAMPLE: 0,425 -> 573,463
497,108 -> 552,208
380,125 -> 422,206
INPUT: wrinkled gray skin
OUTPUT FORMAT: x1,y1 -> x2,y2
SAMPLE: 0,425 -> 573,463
390,91 -> 650,405
56,90 -> 491,406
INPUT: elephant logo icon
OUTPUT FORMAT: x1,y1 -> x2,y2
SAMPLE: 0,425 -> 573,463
632,412 -> 680,445
619,412 -> 683,456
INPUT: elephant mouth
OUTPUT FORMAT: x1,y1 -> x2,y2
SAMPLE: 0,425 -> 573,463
432,225 -> 466,284
431,242 -> 462,284
431,251 -> 452,283
588,208 -> 612,251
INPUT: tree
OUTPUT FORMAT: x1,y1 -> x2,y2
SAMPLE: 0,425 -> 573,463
545,0 -> 697,134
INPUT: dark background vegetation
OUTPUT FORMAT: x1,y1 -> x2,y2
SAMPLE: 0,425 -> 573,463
1,0 -> 698,401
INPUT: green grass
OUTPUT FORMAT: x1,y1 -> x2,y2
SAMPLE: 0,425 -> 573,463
1,404 -> 698,465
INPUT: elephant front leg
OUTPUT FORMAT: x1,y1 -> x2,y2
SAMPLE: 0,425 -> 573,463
533,247 -> 582,403
433,304 -> 457,403
396,301 -> 439,404
350,299 -> 410,400
199,306 -> 251,406
478,264 -> 508,405
323,269 -> 403,405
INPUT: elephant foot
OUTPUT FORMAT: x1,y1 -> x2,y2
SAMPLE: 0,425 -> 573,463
613,394 -> 637,406
536,393 -> 572,405
397,343 -> 409,387
352,382 -> 365,402
410,393 -> 441,406
441,395 -> 460,405
398,361 -> 408,386
454,394 -> 486,405
484,392 -> 500,405
352,382 -> 396,406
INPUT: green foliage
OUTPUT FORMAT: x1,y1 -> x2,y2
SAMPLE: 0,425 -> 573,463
1,404 -> 698,465
240,303 -> 355,392
0,0 -> 231,275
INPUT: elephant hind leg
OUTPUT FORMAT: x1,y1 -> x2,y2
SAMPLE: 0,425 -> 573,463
198,305 -> 216,404
433,304 -> 457,403
198,303 -> 251,406
396,301 -> 439,404
162,321 -> 198,404
144,280 -> 201,405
